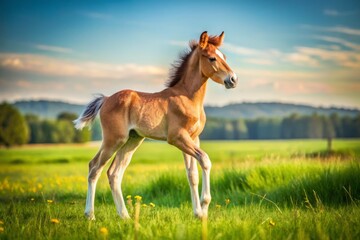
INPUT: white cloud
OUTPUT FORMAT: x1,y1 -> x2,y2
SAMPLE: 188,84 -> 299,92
302,25 -> 360,36
314,35 -> 360,51
79,11 -> 113,20
323,9 -> 340,16
35,44 -> 73,54
0,53 -> 167,80
323,9 -> 359,17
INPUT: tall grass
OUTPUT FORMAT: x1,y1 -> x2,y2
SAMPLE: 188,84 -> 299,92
0,140 -> 359,239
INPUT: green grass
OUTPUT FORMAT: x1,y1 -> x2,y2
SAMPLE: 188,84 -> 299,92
0,139 -> 359,239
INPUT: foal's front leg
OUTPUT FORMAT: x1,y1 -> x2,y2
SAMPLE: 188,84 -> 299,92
183,152 -> 202,218
169,134 -> 212,218
107,136 -> 144,219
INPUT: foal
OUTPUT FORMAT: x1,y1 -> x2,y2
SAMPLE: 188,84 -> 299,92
74,31 -> 238,220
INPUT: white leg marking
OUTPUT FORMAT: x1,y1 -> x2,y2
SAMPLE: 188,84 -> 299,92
107,137 -> 144,219
85,148 -> 116,220
184,153 -> 203,218
199,152 -> 212,217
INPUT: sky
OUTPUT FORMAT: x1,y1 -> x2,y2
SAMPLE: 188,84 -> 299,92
1,0 -> 360,108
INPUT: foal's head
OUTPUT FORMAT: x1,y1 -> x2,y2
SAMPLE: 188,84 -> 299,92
197,31 -> 238,89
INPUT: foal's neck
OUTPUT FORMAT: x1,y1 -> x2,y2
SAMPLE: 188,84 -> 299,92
177,54 -> 208,107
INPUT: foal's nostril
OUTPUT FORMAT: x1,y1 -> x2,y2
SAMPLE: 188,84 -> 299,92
230,76 -> 237,85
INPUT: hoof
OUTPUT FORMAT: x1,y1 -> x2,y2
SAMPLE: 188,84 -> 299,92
85,212 -> 96,221
119,212 -> 131,220
194,210 -> 203,219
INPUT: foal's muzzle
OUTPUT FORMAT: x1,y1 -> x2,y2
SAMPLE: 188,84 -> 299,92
224,73 -> 238,89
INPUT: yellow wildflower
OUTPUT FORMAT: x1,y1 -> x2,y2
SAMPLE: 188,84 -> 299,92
47,200 -> 53,204
126,195 -> 131,199
31,198 -> 35,201
134,195 -> 142,201
0,227 -> 4,233
100,227 -> 108,235
149,202 -> 155,208
216,204 -> 221,209
269,219 -> 276,226
225,199 -> 230,205
50,218 -> 60,224
142,204 -> 147,207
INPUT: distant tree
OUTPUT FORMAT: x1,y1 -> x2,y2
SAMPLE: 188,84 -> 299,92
91,119 -> 102,141
201,118 -> 224,139
57,111 -> 91,143
257,118 -> 281,139
353,114 -> 360,138
57,120 -> 75,143
323,116 -> 336,152
232,119 -> 248,139
246,119 -> 258,139
222,121 -> 235,139
0,103 -> 29,147
330,113 -> 343,138
281,113 -> 299,139
41,120 -> 60,143
308,113 -> 323,138
25,114 -> 44,143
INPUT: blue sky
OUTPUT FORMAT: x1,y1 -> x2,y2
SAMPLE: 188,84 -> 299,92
1,0 -> 359,108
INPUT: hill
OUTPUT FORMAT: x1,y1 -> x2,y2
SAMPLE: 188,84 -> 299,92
14,100 -> 84,119
12,100 -> 359,119
206,102 -> 359,119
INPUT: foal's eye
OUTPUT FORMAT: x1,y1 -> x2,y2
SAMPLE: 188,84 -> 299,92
209,57 -> 216,62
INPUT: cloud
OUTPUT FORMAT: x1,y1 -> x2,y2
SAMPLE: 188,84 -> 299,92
222,43 -> 264,56
245,58 -> 274,66
314,35 -> 360,51
35,44 -> 73,54
295,46 -> 360,68
302,25 -> 360,36
323,9 -> 340,16
79,11 -> 113,20
0,53 -> 167,80
323,9 -> 359,17
286,52 -> 320,67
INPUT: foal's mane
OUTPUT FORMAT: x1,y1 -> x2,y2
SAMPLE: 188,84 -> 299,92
165,35 -> 222,88
165,41 -> 197,88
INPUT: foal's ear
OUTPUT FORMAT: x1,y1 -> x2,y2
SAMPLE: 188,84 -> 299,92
218,31 -> 225,46
199,31 -> 209,49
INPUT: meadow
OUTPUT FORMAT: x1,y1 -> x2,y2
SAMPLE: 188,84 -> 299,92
0,139 -> 359,239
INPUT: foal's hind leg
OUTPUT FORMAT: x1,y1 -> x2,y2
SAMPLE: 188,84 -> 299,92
85,140 -> 125,220
107,133 -> 144,219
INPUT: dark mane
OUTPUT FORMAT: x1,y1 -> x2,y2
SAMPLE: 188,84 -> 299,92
165,41 -> 197,88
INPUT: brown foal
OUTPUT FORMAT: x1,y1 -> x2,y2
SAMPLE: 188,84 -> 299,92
74,31 -> 238,220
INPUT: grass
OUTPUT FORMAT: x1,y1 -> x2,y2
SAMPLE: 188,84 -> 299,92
0,139 -> 359,239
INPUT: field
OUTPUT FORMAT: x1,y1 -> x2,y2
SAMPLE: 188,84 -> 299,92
0,140 -> 359,239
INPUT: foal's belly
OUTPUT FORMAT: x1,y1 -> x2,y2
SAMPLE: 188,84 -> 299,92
132,112 -> 168,141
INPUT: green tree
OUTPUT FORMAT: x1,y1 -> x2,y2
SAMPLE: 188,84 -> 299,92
57,112 -> 91,143
91,119 -> 102,141
0,103 -> 29,147
323,116 -> 336,152
232,119 -> 248,139
25,114 -> 44,143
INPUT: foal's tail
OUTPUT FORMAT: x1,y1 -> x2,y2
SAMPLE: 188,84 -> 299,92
73,94 -> 105,130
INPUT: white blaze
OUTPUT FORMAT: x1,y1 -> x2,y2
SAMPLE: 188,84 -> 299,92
215,49 -> 225,61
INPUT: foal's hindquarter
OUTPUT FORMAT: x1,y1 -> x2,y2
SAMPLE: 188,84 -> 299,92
85,87 -> 211,219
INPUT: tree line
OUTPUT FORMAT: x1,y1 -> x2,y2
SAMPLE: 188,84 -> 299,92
201,113 -> 360,140
0,103 -> 93,146
0,102 -> 359,147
